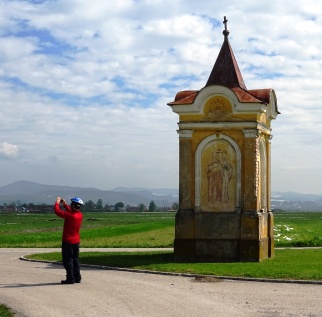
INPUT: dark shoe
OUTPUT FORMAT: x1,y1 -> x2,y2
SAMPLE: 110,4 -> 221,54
74,275 -> 81,283
61,279 -> 74,284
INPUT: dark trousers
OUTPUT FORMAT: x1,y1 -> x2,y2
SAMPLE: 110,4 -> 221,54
62,241 -> 81,282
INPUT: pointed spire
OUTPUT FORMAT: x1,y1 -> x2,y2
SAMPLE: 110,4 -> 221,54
205,17 -> 247,90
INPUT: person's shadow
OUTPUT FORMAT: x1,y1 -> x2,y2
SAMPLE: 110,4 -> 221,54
0,282 -> 61,288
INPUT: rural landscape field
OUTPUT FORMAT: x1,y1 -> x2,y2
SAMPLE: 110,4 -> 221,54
2,211 -> 322,281
2,211 -> 322,248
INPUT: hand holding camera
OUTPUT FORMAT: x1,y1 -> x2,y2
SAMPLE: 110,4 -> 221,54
56,196 -> 65,204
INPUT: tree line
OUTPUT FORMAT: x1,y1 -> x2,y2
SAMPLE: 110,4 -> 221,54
0,199 -> 179,213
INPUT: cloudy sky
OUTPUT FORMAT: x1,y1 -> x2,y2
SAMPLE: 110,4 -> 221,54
0,0 -> 321,194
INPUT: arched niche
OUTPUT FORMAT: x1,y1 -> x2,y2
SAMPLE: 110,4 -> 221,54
195,134 -> 241,212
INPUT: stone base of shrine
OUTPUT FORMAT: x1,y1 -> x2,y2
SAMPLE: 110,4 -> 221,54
173,210 -> 274,262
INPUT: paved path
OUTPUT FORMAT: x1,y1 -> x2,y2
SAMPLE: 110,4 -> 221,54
1,248 -> 322,317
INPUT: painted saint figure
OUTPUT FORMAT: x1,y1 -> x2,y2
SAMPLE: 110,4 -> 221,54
207,149 -> 233,203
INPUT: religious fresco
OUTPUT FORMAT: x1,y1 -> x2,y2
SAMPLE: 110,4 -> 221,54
203,96 -> 235,121
200,139 -> 237,212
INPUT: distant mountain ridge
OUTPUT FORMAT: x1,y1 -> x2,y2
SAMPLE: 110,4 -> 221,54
271,191 -> 322,211
0,180 -> 179,207
272,191 -> 322,202
1,181 -> 322,211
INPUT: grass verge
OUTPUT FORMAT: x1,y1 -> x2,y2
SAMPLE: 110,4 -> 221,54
26,248 -> 322,281
0,304 -> 14,317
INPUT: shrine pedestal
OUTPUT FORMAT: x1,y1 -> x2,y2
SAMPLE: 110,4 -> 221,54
174,211 -> 274,262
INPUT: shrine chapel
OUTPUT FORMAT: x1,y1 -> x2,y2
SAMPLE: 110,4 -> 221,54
168,17 -> 280,262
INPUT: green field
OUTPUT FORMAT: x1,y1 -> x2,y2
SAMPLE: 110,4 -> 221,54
273,212 -> 322,246
2,211 -> 322,281
1,211 -> 322,248
0,212 -> 175,248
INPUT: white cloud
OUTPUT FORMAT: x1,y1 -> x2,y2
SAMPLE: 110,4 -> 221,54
0,0 -> 322,195
0,142 -> 19,159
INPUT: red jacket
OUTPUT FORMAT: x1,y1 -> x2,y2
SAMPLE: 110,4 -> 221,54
54,203 -> 83,244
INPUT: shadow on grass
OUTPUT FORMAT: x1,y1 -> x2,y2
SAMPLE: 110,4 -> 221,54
80,252 -> 174,268
26,249 -> 322,281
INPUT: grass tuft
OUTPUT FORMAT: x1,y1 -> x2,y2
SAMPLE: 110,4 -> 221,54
0,304 -> 14,317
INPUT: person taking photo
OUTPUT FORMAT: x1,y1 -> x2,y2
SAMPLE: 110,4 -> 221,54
54,196 -> 83,284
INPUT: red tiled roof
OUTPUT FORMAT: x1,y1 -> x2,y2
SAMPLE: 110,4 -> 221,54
231,87 -> 264,103
169,90 -> 199,105
246,89 -> 272,104
167,87 -> 268,105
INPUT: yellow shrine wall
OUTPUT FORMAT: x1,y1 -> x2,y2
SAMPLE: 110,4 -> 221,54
177,96 -> 272,213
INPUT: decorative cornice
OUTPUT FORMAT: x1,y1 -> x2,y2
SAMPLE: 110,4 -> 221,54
177,129 -> 193,138
178,121 -> 271,135
243,129 -> 259,138
257,122 -> 272,135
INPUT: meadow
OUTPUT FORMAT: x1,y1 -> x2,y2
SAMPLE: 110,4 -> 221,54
0,212 -> 175,248
1,211 -> 322,248
2,211 -> 322,281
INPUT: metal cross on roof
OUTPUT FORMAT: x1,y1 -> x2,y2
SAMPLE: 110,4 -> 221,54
223,16 -> 228,30
223,16 -> 230,38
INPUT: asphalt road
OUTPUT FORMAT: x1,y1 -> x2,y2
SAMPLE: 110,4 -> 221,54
1,248 -> 322,317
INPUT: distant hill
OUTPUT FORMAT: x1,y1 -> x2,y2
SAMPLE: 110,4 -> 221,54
0,180 -> 179,207
272,191 -> 322,202
271,191 -> 322,211
1,181 -> 322,211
